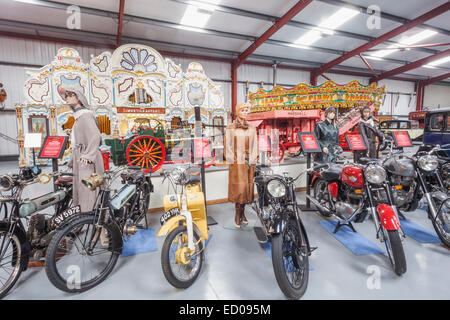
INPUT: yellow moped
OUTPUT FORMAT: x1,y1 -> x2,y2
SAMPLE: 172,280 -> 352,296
157,166 -> 208,288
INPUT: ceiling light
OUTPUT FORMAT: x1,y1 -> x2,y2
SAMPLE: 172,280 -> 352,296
294,30 -> 322,46
180,3 -> 215,28
425,56 -> 450,67
364,56 -> 385,61
287,43 -> 312,50
186,0 -> 220,11
293,8 -> 358,46
318,7 -> 359,30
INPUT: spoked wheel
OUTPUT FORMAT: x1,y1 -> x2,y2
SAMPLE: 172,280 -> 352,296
0,228 -> 23,299
381,228 -> 407,276
126,136 -> 166,172
429,198 -> 450,247
271,217 -> 309,300
313,178 -> 332,217
45,215 -> 120,293
268,146 -> 285,163
161,226 -> 204,289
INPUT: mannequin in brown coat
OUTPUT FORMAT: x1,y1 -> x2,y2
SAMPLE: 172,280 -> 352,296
225,103 -> 259,228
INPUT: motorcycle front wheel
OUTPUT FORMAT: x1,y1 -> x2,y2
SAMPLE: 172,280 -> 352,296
382,228 -> 407,276
428,198 -> 450,247
161,225 -> 204,289
0,228 -> 23,299
45,215 -> 120,293
271,217 -> 309,300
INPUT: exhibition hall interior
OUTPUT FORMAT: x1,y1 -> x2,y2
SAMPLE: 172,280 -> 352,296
0,0 -> 449,301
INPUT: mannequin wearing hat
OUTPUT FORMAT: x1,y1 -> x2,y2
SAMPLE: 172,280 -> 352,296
225,103 -> 259,228
314,106 -> 339,163
354,104 -> 384,163
58,86 -> 104,214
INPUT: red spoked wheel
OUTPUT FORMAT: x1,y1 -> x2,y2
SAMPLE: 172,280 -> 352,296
268,145 -> 285,163
126,136 -> 166,172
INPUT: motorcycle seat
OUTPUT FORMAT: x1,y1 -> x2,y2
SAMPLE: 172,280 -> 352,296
358,157 -> 382,165
321,164 -> 344,182
55,176 -> 73,185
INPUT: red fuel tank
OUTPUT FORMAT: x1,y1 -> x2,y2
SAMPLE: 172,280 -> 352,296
340,165 -> 364,188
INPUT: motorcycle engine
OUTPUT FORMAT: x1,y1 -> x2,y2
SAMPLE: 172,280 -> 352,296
389,176 -> 416,208
335,202 -> 357,220
27,214 -> 54,248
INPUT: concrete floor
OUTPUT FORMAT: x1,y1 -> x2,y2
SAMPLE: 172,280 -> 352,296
0,160 -> 449,300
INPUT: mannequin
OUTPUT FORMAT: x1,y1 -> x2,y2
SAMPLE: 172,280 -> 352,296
354,104 -> 384,163
225,103 -> 259,228
314,106 -> 339,163
57,86 -> 104,213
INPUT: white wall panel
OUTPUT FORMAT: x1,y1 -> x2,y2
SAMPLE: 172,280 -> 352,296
0,65 -> 27,108
0,111 -> 19,156
423,84 -> 450,110
378,79 -> 416,116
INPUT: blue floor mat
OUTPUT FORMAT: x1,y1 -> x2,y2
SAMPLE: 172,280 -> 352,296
121,228 -> 158,257
319,220 -> 385,255
399,219 -> 441,243
260,242 -> 313,271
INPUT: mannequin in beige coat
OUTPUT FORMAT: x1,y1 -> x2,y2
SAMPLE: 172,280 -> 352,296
58,86 -> 104,213
225,103 -> 259,228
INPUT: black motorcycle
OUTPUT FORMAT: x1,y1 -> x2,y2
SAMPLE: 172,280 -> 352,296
0,167 -> 74,298
251,165 -> 312,300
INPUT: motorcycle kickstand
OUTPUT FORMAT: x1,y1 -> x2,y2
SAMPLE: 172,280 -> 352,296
333,221 -> 357,234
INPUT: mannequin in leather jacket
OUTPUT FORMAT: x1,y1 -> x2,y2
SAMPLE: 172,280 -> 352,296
314,106 -> 339,163
354,104 -> 384,163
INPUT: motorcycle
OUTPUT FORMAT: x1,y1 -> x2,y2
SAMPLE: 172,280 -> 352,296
0,167 -> 74,298
309,149 -> 407,276
251,164 -> 312,300
157,166 -> 208,289
44,165 -> 153,293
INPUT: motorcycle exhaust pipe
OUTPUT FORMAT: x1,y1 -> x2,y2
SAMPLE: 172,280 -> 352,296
305,195 -> 333,216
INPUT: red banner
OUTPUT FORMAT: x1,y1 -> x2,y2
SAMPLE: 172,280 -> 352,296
39,136 -> 68,159
393,131 -> 412,147
346,134 -> 367,151
116,107 -> 166,114
193,138 -> 212,159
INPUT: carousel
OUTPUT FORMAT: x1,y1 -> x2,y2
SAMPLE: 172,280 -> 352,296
247,80 -> 386,160
16,44 -> 229,170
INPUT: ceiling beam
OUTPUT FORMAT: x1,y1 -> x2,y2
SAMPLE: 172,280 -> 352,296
419,72 -> 450,86
117,0 -> 125,47
313,2 -> 450,77
318,0 -> 450,36
371,49 -> 450,83
169,0 -> 439,55
234,0 -> 313,68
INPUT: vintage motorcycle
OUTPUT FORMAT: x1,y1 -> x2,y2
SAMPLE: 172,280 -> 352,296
309,150 -> 407,276
251,164 -> 312,300
157,166 -> 208,289
44,165 -> 152,293
0,167 -> 74,298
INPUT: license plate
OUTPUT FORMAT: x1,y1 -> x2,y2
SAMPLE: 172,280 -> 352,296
52,205 -> 81,227
160,208 -> 180,226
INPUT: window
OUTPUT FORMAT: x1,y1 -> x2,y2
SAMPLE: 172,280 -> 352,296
429,113 -> 445,131
399,121 -> 410,129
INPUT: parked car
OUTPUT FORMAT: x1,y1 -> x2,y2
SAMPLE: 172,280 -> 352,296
379,120 -> 423,142
423,109 -> 450,156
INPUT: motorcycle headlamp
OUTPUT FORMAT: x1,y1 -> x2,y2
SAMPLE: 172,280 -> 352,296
364,165 -> 386,185
0,175 -> 14,192
418,155 -> 438,172
267,178 -> 287,198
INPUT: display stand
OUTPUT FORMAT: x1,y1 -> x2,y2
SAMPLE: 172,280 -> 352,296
24,133 -> 42,167
38,136 -> 68,191
194,106 -> 217,226
297,132 -> 321,211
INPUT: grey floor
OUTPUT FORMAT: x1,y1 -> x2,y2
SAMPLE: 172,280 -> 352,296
0,160 -> 449,300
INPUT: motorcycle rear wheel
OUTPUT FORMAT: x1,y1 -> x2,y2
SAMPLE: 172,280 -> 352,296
382,228 -> 407,276
313,178 -> 332,217
271,217 -> 309,300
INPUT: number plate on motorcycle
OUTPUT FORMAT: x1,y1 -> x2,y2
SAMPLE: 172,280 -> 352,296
160,208 -> 180,225
52,205 -> 81,227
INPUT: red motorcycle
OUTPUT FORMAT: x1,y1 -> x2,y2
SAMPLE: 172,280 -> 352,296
308,153 -> 407,276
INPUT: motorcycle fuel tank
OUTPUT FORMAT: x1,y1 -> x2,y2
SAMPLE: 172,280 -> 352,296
340,165 -> 364,188
384,156 -> 415,177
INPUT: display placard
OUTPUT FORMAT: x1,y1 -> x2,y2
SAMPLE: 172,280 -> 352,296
346,134 -> 367,151
392,131 -> 412,148
192,138 -> 213,162
297,132 -> 321,153
38,136 -> 68,159
258,135 -> 271,152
